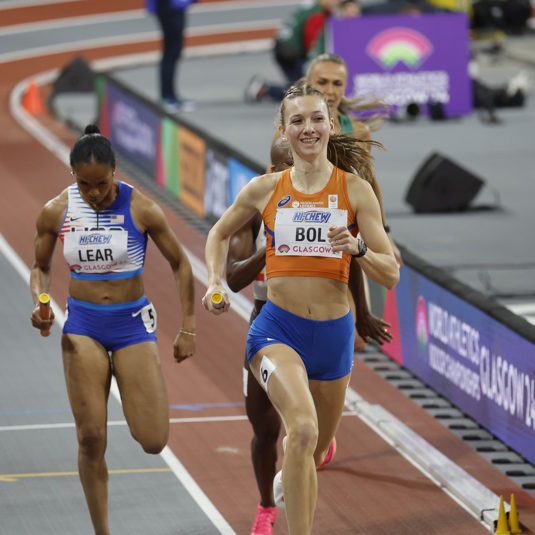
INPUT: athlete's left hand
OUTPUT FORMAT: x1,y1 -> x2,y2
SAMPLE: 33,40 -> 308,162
174,331 -> 195,363
328,224 -> 358,255
356,312 -> 392,346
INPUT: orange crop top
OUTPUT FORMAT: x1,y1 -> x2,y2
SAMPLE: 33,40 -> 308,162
263,166 -> 357,284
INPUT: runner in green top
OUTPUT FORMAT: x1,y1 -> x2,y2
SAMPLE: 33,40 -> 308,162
306,53 -> 402,267
339,111 -> 354,134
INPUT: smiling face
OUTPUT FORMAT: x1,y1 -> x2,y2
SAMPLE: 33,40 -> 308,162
307,60 -> 348,114
72,158 -> 116,210
279,95 -> 334,160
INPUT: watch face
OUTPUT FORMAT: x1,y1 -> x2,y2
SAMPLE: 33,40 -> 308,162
354,239 -> 367,257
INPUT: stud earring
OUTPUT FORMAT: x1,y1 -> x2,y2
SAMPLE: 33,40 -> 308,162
70,171 -> 74,176
112,171 -> 115,176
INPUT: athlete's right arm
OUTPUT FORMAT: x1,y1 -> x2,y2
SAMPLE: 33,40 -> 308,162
30,195 -> 65,330
226,212 -> 265,293
203,175 -> 274,314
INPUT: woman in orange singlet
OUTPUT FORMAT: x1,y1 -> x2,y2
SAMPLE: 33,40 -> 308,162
203,84 -> 399,535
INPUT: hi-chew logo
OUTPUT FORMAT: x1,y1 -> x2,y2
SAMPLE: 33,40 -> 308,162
79,234 -> 112,246
415,296 -> 429,347
366,27 -> 433,70
293,211 -> 331,224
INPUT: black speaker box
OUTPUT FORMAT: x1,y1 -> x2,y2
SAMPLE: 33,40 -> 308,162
405,153 -> 485,213
52,56 -> 95,95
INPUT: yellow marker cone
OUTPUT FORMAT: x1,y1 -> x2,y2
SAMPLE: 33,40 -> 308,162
495,495 -> 510,534
509,494 -> 522,534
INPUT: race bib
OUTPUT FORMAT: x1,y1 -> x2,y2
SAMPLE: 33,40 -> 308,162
132,302 -> 157,334
274,208 -> 347,258
64,229 -> 129,274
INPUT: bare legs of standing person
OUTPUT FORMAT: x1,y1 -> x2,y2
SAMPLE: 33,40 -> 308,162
62,336 -> 169,535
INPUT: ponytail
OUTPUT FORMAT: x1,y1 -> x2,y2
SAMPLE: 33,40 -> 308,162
327,134 -> 384,183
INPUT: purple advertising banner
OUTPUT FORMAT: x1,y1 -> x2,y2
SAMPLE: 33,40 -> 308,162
106,83 -> 161,175
393,266 -> 535,464
328,13 -> 472,116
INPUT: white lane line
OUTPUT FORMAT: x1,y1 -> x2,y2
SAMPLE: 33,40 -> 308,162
0,0 -> 84,9
90,39 -> 271,73
0,412 -> 360,433
0,0 -> 292,16
189,0 -> 299,13
0,231 -> 239,535
8,60 -> 500,531
0,416 -> 246,432
0,9 -> 146,35
0,0 -> 294,35
0,20 -> 278,64
345,389 -> 498,530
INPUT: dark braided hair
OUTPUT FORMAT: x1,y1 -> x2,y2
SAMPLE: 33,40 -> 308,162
69,124 -> 116,168
277,84 -> 384,183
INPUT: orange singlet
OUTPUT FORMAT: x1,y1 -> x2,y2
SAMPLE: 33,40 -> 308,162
263,166 -> 357,284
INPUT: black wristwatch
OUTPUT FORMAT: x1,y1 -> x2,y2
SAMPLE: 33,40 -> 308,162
352,239 -> 367,258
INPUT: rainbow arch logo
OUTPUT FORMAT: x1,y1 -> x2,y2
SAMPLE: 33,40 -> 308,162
415,296 -> 429,347
366,27 -> 433,70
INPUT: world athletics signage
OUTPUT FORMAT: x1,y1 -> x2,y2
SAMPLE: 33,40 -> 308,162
376,254 -> 535,465
328,13 -> 473,117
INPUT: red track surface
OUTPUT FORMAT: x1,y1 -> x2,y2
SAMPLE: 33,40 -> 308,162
2,2 -> 534,533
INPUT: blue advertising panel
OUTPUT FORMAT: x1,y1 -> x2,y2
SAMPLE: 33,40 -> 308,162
328,13 -> 472,116
205,147 -> 229,220
394,267 -> 535,464
228,158 -> 257,205
107,83 -> 160,176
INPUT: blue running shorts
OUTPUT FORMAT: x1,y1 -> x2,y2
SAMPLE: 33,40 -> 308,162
246,300 -> 354,381
63,296 -> 157,352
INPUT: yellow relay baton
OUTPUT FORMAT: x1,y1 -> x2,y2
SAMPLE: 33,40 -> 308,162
211,292 -> 225,310
38,293 -> 51,337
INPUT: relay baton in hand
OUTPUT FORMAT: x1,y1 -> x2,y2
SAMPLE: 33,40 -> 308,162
211,292 -> 225,310
39,293 -> 51,337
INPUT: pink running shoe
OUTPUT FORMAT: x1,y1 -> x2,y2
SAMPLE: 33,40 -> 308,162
250,504 -> 277,535
316,437 -> 337,471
